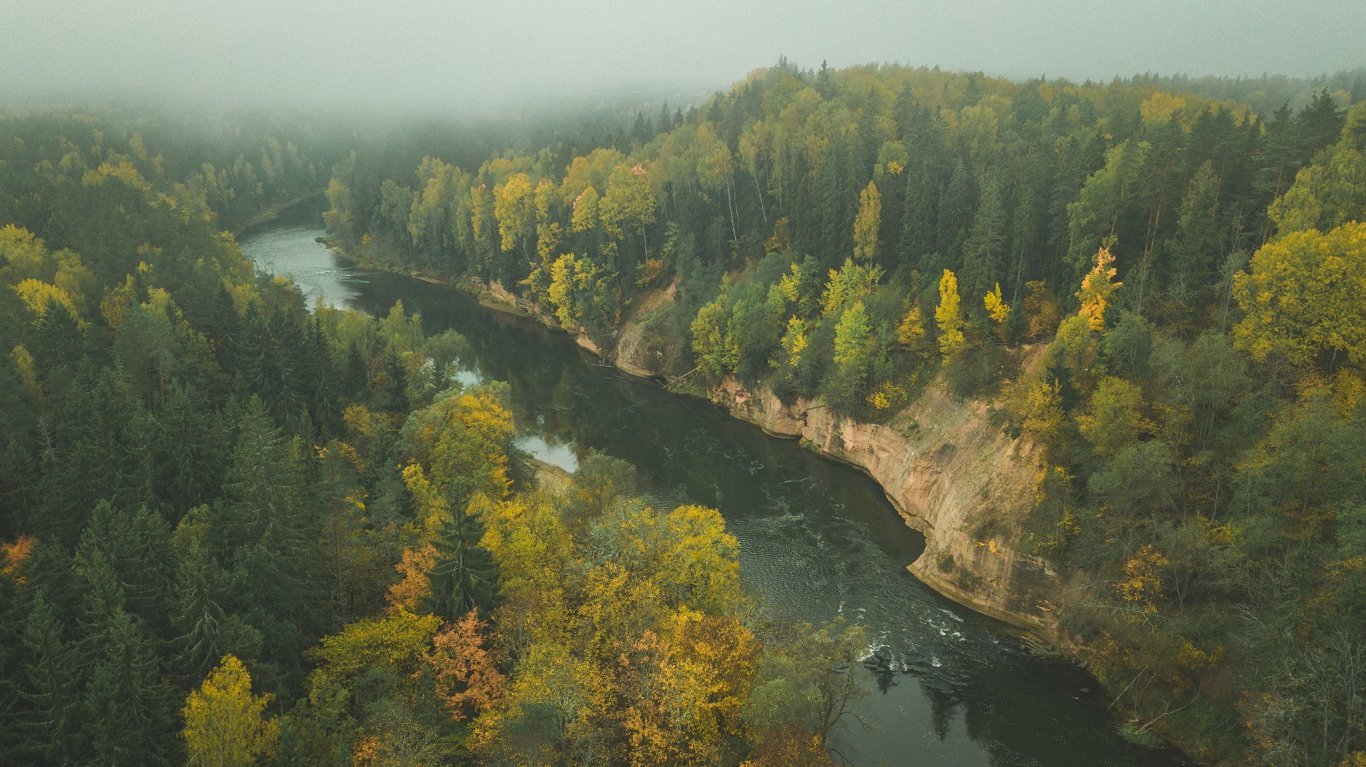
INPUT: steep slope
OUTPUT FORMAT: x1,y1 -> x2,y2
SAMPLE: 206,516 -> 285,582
708,374 -> 1058,639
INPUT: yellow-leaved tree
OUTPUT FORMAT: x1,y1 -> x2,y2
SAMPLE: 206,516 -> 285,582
1118,544 -> 1168,616
935,269 -> 965,357
852,180 -> 880,262
1233,221 -> 1366,371
13,278 -> 78,318
896,304 -> 926,349
492,172 -> 535,255
1077,246 -> 1121,331
778,315 -> 808,368
621,609 -> 758,767
182,655 -> 278,767
819,258 -> 882,317
983,282 -> 1011,337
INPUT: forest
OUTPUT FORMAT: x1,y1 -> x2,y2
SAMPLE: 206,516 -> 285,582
0,59 -> 1363,766
0,108 -> 868,765
318,63 -> 1366,765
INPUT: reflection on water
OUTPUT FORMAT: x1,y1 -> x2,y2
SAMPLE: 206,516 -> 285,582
512,432 -> 580,473
242,221 -> 1189,767
239,225 -> 366,308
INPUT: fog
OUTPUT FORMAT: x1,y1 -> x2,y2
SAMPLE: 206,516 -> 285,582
2,0 -> 1363,112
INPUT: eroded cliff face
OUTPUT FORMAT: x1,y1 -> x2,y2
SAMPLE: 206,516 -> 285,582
708,376 -> 1060,641
613,282 -> 676,378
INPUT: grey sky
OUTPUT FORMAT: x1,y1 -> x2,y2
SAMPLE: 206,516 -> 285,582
2,0 -> 1362,110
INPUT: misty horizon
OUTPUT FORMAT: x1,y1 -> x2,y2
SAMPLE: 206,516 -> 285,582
3,0 -> 1364,114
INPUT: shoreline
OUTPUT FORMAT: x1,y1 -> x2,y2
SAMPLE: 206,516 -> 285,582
317,236 -> 1060,647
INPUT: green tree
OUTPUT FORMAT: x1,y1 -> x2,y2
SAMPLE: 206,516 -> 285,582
1076,376 -> 1151,460
1066,139 -> 1152,281
691,297 -> 737,380
84,609 -> 176,766
832,300 -> 872,370
745,618 -> 870,748
19,592 -> 86,764
170,512 -> 264,684
961,174 -> 1006,303
424,502 -> 500,622
1167,162 -> 1223,303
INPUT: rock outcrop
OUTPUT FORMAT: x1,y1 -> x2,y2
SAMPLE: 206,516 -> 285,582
706,375 -> 1060,640
613,282 -> 676,378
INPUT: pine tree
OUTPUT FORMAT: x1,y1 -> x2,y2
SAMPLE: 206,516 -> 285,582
219,396 -> 298,551
301,317 -> 340,437
1166,161 -> 1222,303
76,548 -> 128,642
381,346 -> 409,412
936,159 -> 975,256
153,381 -> 225,513
39,369 -> 154,546
343,338 -> 370,400
77,502 -> 175,641
171,536 -> 262,685
898,163 -> 936,269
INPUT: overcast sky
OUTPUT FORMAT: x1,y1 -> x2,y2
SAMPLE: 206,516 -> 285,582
2,0 -> 1363,111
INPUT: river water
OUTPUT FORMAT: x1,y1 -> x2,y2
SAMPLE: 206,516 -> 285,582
241,217 -> 1189,767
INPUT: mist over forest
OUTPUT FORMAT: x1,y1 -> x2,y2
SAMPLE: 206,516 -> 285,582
3,0 -> 1364,112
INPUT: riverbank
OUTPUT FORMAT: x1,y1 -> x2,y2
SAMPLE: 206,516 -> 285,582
318,237 -> 1064,646
230,193 -> 328,238
706,375 -> 1061,644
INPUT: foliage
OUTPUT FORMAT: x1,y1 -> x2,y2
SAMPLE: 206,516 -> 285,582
425,610 -> 504,721
851,181 -> 880,262
183,655 -> 278,767
1233,222 -> 1366,370
1077,246 -> 1121,332
935,269 -> 965,357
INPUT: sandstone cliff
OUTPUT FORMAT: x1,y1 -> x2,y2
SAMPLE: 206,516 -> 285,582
707,376 -> 1060,640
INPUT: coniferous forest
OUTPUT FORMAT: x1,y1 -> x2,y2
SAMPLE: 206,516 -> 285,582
2,61 -> 1365,767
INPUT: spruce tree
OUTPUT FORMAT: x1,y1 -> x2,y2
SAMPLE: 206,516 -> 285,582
19,592 -> 87,764
84,609 -> 176,766
424,500 -> 499,621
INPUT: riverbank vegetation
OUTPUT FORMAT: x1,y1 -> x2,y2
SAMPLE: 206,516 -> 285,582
320,63 -> 1366,764
0,111 -> 871,765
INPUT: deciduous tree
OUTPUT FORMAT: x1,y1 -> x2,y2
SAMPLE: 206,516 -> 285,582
183,654 -> 278,767
935,269 -> 965,357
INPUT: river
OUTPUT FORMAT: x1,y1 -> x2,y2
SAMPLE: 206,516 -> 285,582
241,213 -> 1189,767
